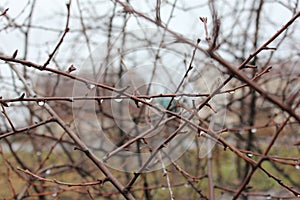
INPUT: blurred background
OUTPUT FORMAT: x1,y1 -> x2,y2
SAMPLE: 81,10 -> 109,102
0,1 -> 299,199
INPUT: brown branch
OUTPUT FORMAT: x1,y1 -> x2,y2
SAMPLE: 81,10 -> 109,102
0,8 -> 9,17
17,167 -> 108,187
1,104 -> 16,132
215,185 -> 298,199
41,1 -> 71,69
208,51 -> 300,122
0,146 -> 17,198
114,0 -> 300,122
0,117 -> 55,140
155,0 -> 162,24
233,116 -> 300,199
9,64 -> 136,200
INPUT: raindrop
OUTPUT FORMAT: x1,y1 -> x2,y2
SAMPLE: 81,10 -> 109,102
87,83 -> 95,90
100,99 -> 104,103
45,169 -> 51,175
179,130 -> 188,134
295,165 -> 300,170
138,101 -> 142,107
146,98 -> 152,103
37,101 -> 45,107
114,98 -> 123,102
251,128 -> 257,133
229,91 -> 235,94
247,153 -> 253,157
174,96 -> 181,100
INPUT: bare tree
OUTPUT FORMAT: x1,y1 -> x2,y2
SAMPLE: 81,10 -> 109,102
0,0 -> 299,199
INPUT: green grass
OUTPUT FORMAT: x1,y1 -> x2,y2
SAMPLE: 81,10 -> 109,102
1,142 -> 299,199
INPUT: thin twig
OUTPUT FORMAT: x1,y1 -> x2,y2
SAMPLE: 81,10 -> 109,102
17,167 -> 108,187
41,1 -> 72,69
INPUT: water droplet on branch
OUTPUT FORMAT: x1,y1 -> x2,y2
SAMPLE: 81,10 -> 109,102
45,169 -> 51,175
247,153 -> 253,157
87,83 -> 96,90
251,128 -> 257,133
114,98 -> 123,102
174,96 -> 181,100
137,101 -> 142,107
146,98 -> 152,103
37,101 -> 45,107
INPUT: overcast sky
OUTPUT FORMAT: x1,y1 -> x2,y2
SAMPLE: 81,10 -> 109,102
0,1 -> 297,60
0,0 -> 299,130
